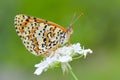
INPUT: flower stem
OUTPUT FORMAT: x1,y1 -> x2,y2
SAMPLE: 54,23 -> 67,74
73,54 -> 84,60
67,64 -> 78,80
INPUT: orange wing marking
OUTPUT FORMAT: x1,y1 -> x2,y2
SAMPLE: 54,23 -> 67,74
36,19 -> 67,32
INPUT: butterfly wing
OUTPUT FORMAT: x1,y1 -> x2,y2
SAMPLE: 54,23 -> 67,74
14,14 -> 68,56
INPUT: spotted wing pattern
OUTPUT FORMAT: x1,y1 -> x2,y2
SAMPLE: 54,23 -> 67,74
14,14 -> 68,56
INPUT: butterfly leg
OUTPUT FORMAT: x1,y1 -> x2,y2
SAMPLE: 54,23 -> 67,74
41,51 -> 52,57
68,37 -> 70,46
41,53 -> 47,57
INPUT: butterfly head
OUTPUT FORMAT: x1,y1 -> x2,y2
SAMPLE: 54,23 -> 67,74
67,26 -> 74,35
67,13 -> 83,35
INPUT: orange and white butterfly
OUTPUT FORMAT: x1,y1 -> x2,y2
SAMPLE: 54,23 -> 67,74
14,14 -> 82,57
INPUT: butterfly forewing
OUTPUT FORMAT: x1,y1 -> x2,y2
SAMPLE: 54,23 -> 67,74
14,14 -> 68,56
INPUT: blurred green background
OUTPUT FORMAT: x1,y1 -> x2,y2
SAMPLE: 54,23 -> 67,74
0,0 -> 120,80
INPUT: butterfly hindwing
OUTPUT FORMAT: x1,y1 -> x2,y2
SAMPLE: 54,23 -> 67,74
14,14 -> 68,56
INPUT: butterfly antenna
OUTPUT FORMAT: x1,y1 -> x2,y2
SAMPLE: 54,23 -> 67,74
70,12 -> 77,26
70,13 -> 84,27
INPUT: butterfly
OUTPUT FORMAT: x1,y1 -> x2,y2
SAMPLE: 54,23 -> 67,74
14,14 -> 82,57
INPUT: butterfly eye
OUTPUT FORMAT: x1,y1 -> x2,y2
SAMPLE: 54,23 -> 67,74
67,27 -> 73,34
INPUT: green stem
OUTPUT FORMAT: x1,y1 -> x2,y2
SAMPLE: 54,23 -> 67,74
73,54 -> 84,60
68,64 -> 78,80
67,54 -> 84,80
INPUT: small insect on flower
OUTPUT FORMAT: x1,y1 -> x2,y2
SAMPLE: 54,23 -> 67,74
14,14 -> 77,57
14,13 -> 93,79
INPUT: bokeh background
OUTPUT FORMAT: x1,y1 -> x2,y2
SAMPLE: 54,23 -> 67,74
0,0 -> 120,80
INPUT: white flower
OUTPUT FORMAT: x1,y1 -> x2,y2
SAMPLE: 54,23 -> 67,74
34,43 -> 92,75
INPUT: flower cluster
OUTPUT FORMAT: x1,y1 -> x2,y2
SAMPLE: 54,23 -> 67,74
34,43 -> 92,75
